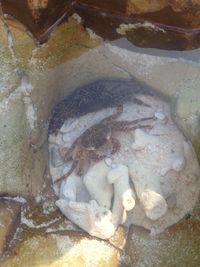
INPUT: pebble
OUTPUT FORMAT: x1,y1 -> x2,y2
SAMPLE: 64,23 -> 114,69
154,112 -> 166,120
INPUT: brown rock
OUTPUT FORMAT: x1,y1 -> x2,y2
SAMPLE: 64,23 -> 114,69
127,0 -> 168,14
125,221 -> 200,267
0,18 -> 7,46
169,0 -> 200,11
3,231 -> 120,267
0,200 -> 21,260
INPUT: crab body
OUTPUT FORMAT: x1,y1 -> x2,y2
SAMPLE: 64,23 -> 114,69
55,106 -> 154,183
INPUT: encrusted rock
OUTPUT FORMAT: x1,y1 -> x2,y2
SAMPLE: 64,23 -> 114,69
0,200 -> 21,261
3,232 -> 120,267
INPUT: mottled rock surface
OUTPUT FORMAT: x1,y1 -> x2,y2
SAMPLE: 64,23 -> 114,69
0,15 -> 101,196
127,0 -> 168,14
0,200 -> 21,259
125,221 -> 200,267
0,9 -> 200,267
2,232 -> 120,267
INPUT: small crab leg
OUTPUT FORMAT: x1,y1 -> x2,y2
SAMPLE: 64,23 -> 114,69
54,154 -> 80,184
60,138 -> 79,162
76,156 -> 86,177
88,150 -> 107,163
111,116 -> 155,130
110,137 -> 121,155
118,124 -> 153,132
132,98 -> 151,108
102,105 -> 123,123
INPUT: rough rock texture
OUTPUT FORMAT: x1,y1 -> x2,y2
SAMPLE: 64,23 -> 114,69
127,0 -> 168,14
169,0 -> 200,11
127,0 -> 200,14
125,222 -> 200,267
49,96 -> 200,237
2,232 -> 120,267
171,65 -> 200,160
0,15 -> 101,196
0,200 -> 21,259
1,21 -> 200,198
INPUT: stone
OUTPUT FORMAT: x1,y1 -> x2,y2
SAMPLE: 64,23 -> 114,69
107,164 -> 136,226
127,0 -> 168,15
125,221 -> 200,267
2,232 -> 120,267
50,94 -> 200,238
169,0 -> 200,11
0,200 -> 21,260
84,160 -> 113,209
0,18 -> 7,46
171,65 -> 200,161
0,15 -> 102,196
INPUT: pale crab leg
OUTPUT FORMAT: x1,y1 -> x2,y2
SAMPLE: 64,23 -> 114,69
54,155 -> 80,184
110,137 -> 121,155
111,116 -> 155,128
88,150 -> 107,163
102,105 -> 123,123
60,138 -> 79,162
117,125 -> 153,132
132,98 -> 151,108
76,156 -> 86,177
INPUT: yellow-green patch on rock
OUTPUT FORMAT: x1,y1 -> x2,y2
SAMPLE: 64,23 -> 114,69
33,18 -> 102,70
3,232 -> 120,267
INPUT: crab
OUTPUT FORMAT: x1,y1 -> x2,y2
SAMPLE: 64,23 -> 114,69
55,105 -> 155,183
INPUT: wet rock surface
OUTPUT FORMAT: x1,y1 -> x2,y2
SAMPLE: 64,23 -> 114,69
0,15 -> 100,196
0,200 -> 22,261
1,190 -> 122,266
49,93 -> 200,238
0,7 -> 200,266
2,232 -> 120,267
2,0 -> 200,49
125,221 -> 200,267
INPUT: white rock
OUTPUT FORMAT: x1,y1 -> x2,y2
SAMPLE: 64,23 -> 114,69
48,133 -> 63,146
107,164 -> 136,226
49,144 -> 64,168
56,199 -> 116,239
140,190 -> 168,220
49,95 -> 200,238
59,173 -> 90,203
154,111 -> 166,121
84,160 -> 113,209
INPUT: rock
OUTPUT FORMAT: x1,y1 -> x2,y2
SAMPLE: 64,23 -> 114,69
169,0 -> 200,11
84,160 -> 113,209
2,232 -> 120,267
127,0 -> 168,14
0,200 -> 21,261
56,198 -> 116,240
50,94 -> 200,238
107,164 -> 136,226
171,65 -> 200,160
0,19 -> 7,46
125,221 -> 200,267
0,16 -> 102,197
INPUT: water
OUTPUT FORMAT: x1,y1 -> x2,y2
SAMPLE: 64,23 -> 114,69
0,9 -> 200,267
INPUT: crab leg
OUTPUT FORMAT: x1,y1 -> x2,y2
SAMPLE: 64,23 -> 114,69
88,150 -> 107,163
132,98 -> 151,108
110,137 -> 121,155
76,156 -> 86,177
117,124 -> 153,132
111,116 -> 155,130
60,138 -> 79,162
54,154 -> 80,184
102,105 -> 123,123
